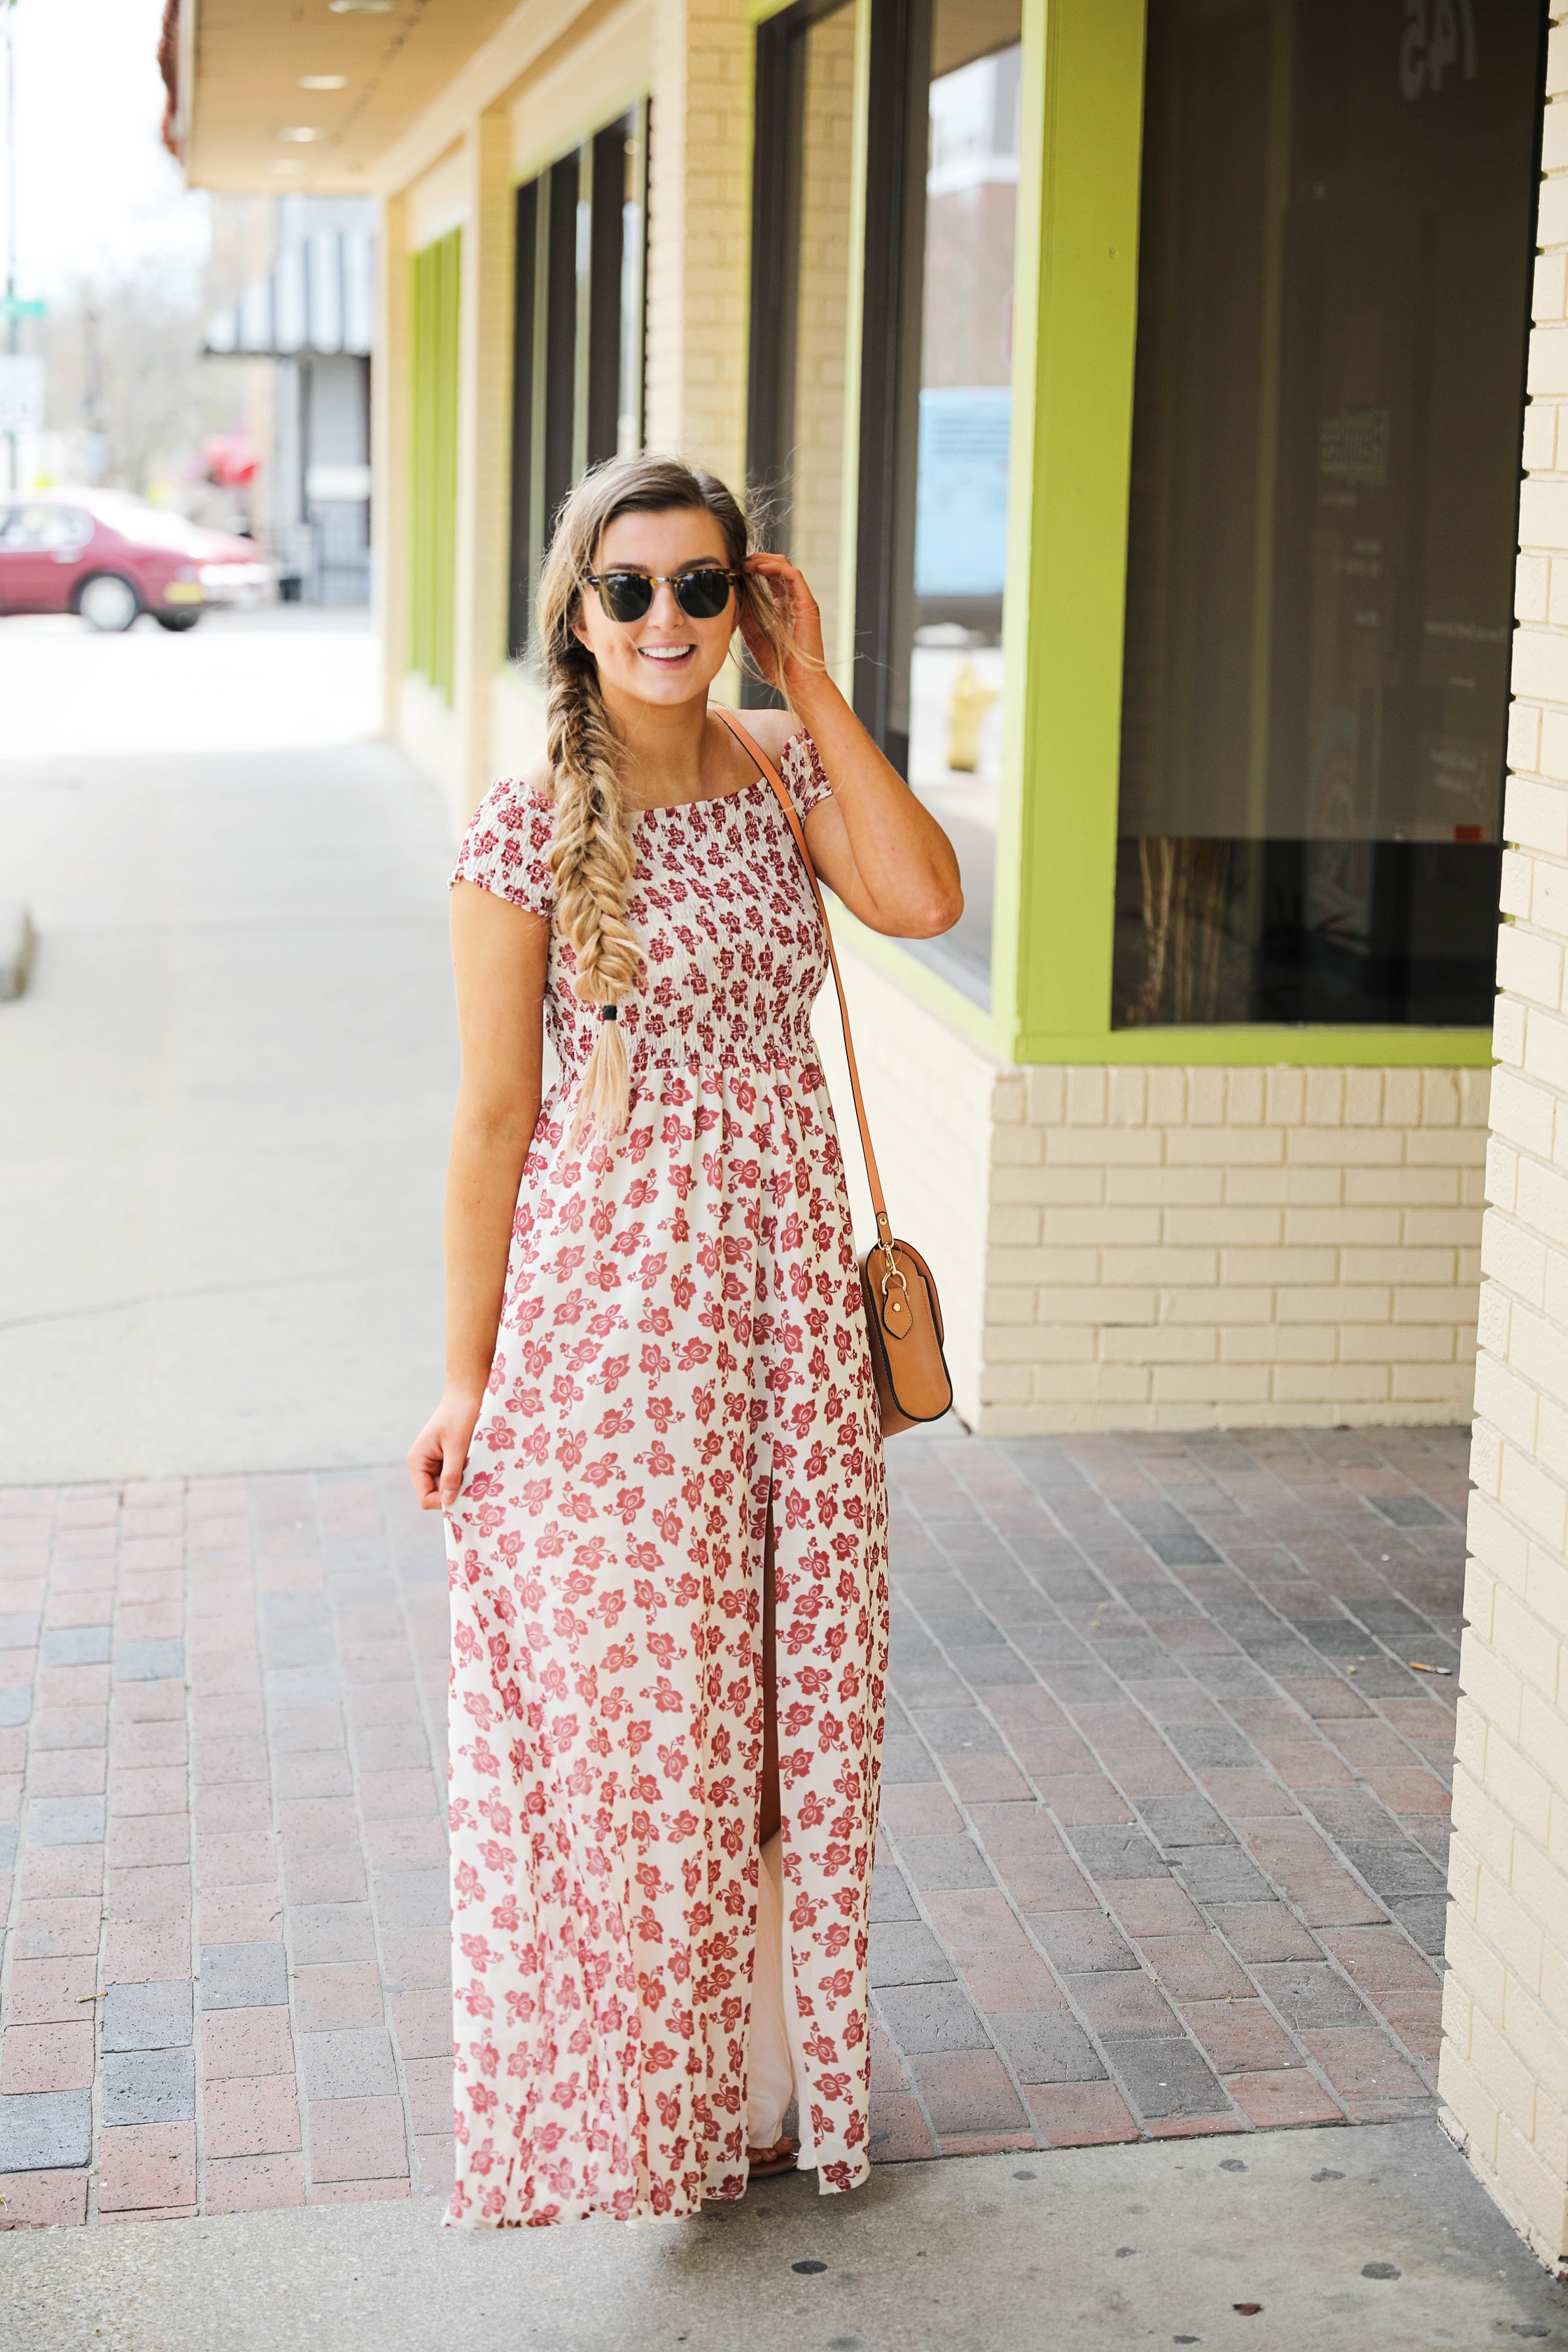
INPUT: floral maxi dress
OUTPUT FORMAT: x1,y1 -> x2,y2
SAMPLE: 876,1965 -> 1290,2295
444,732 -> 890,2226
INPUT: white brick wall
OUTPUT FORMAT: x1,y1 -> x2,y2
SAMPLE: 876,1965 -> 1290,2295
983,1062 -> 1489,1430
1441,1 -> 1568,2271
790,6 -> 857,677
819,948 -> 1488,1436
644,0 -> 752,486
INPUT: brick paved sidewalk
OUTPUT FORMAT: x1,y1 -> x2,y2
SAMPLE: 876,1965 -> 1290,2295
868,1426 -> 1458,2158
0,1426 -> 1462,2226
0,1470 -> 451,2226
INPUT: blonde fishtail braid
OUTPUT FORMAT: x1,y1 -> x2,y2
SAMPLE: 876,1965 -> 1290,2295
545,652 -> 643,1141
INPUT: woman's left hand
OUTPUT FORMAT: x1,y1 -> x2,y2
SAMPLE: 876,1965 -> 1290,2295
741,552 -> 826,701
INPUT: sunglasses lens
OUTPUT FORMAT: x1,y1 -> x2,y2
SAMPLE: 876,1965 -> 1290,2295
676,569 -> 734,620
598,573 -> 654,623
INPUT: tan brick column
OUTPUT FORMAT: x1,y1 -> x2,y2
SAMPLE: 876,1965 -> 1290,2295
452,110 -> 516,825
644,0 -> 752,489
1440,5 -> 1568,2267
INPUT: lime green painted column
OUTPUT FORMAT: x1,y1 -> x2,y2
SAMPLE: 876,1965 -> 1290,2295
410,227 -> 461,706
1002,0 -> 1147,1063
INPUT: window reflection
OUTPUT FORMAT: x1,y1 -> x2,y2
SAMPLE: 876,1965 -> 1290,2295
1114,0 -> 1542,1027
904,22 -> 1020,1004
747,0 -> 1022,1010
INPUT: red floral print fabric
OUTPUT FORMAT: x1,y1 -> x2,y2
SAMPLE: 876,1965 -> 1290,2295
444,729 -> 889,2227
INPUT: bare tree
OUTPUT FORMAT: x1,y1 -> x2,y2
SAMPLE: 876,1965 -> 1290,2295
38,256 -> 251,501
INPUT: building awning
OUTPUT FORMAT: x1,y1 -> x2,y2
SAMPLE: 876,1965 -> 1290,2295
206,228 -> 374,360
169,0 -> 522,195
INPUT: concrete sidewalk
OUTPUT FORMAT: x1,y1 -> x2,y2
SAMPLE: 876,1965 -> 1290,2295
0,611 -> 454,1485
3,2122 -> 1564,2351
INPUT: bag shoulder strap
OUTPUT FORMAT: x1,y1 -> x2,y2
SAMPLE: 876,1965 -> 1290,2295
713,704 -> 895,1261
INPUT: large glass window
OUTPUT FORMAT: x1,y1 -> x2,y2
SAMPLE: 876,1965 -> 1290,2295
904,22 -> 1020,1004
748,0 -> 860,686
749,0 -> 1020,1007
508,107 -> 648,659
1114,0 -> 1544,1028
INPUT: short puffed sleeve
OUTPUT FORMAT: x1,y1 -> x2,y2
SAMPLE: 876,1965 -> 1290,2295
451,777 -> 555,919
779,730 -> 833,822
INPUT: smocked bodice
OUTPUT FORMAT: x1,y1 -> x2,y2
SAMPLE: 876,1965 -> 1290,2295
451,732 -> 834,1084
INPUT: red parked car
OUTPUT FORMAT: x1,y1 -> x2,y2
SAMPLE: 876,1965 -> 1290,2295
0,491 -> 272,631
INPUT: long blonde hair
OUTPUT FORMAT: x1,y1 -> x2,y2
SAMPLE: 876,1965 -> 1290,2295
537,455 -> 802,1142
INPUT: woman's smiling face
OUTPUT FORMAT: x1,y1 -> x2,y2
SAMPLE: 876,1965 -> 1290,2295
572,507 -> 737,710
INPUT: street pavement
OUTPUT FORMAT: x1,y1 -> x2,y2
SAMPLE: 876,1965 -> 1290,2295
0,609 -> 1553,2339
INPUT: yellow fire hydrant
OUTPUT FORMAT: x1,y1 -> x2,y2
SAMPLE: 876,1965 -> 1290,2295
946,661 -> 1000,773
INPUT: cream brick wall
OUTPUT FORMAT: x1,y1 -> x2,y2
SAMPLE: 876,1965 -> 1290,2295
983,1060 -> 1490,1433
644,0 -> 752,488
820,952 -> 1489,1436
790,6 -> 858,678
452,109 -> 515,826
1441,5 -> 1568,2272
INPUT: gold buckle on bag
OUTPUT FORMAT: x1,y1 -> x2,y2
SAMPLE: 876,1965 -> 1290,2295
880,1265 -> 911,1336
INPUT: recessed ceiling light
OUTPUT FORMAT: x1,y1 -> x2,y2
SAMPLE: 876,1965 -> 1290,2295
279,126 -> 323,142
298,74 -> 349,90
328,1 -> 391,12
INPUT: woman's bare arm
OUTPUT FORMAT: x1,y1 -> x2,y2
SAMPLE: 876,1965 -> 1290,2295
741,553 -> 964,940
407,878 -> 549,1511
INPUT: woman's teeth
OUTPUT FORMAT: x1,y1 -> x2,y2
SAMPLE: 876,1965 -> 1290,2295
638,645 -> 694,662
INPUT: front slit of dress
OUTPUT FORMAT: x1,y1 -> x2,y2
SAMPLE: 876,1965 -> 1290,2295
748,1482 -> 806,2166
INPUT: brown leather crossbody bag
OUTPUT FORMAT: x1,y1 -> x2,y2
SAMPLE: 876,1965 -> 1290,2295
716,708 -> 955,1436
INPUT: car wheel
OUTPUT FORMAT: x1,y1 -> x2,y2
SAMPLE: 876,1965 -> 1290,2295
153,610 -> 202,633
77,573 -> 141,632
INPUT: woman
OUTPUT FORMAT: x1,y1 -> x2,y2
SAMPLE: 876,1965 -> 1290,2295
408,454 -> 961,2227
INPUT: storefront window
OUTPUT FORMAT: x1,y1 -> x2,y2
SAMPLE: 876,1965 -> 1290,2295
1114,0 -> 1543,1028
749,0 -> 1020,1008
904,16 -> 1020,1004
748,0 -> 858,686
508,108 -> 648,659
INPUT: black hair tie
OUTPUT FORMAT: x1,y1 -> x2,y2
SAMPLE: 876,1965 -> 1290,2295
600,1004 -> 618,1023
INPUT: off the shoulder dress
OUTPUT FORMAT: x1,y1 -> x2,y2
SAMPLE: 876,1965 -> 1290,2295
444,728 -> 890,2225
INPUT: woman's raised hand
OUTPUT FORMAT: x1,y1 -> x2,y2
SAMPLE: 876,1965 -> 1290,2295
741,552 -> 827,702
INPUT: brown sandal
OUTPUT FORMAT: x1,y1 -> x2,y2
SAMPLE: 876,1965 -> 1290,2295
746,2134 -> 798,2179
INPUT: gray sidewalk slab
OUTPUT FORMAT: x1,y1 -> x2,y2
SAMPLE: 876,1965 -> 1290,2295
1,2122 -> 1563,2352
0,613 -> 456,1485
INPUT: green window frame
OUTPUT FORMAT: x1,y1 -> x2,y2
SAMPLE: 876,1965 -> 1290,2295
410,226 -> 461,706
748,0 -> 1493,1068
